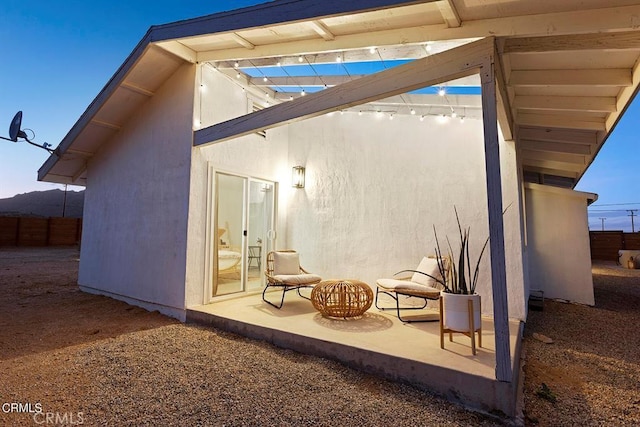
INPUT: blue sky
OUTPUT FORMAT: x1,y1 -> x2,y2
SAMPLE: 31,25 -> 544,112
1,0 -> 639,230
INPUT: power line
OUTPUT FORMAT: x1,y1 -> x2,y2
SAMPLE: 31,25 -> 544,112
590,202 -> 640,207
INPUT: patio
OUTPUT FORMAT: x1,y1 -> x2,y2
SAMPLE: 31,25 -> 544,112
187,291 -> 523,417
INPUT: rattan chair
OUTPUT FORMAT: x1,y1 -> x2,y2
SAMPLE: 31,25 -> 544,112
263,250 -> 322,309
375,256 -> 450,323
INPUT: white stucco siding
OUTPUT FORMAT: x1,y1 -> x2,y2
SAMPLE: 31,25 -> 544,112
184,67 -> 289,307
286,114 -> 526,319
79,63 -> 196,320
525,183 -> 595,306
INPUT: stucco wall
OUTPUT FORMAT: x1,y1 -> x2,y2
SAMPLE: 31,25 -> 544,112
185,65 -> 526,320
79,63 -> 195,320
286,114 -> 526,320
525,182 -> 595,305
184,66 -> 289,307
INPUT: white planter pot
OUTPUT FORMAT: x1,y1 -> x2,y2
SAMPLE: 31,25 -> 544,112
442,293 -> 481,332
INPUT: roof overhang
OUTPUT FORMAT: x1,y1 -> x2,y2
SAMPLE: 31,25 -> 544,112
39,0 -> 640,188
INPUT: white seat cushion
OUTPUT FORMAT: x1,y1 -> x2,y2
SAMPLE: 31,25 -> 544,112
273,273 -> 322,285
376,278 -> 440,294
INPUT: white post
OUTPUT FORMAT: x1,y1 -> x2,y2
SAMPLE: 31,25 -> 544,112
480,56 -> 513,382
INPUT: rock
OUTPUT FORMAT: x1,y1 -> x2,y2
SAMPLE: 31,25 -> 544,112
532,333 -> 554,344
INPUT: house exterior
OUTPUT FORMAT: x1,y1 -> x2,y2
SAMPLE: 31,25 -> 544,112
39,0 -> 640,387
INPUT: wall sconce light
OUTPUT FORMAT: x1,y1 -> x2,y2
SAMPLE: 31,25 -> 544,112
292,166 -> 305,188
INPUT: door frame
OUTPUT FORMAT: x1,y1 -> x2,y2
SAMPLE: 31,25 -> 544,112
204,164 -> 278,304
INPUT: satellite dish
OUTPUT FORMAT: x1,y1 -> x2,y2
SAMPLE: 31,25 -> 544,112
9,111 -> 22,142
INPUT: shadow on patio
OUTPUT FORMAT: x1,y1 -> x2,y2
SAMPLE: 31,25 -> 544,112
188,292 -> 523,417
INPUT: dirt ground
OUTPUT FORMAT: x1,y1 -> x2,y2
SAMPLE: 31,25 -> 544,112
2,247 -> 639,426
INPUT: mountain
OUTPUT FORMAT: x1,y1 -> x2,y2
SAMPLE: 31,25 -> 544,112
0,189 -> 84,218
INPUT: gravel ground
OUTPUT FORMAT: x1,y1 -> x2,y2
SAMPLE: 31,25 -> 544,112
522,261 -> 640,426
1,247 -> 499,426
2,248 -> 639,426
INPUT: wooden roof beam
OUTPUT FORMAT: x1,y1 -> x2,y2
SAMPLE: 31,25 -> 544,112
523,158 -> 585,173
521,149 -> 586,166
195,37 -> 493,146
211,45 -> 433,68
518,127 -> 597,145
514,95 -> 617,113
230,32 -> 255,50
309,20 -> 335,41
437,0 -> 461,28
194,5 -> 640,62
250,75 -> 362,87
517,113 -> 606,131
510,69 -> 631,87
121,82 -> 155,97
519,139 -> 592,156
90,119 -> 122,131
502,30 -> 640,54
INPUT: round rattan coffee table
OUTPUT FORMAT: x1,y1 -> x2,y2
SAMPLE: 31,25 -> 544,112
311,279 -> 373,319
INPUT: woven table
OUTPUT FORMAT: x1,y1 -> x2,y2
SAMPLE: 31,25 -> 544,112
311,279 -> 373,319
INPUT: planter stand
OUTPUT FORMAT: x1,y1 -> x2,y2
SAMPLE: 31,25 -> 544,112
439,295 -> 482,355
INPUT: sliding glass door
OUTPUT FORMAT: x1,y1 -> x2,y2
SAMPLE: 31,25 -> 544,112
212,173 -> 276,298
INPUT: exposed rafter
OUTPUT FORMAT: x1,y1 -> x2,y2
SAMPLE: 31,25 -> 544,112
502,30 -> 640,53
195,38 -> 493,146
230,32 -> 255,49
513,96 -> 617,113
437,0 -> 461,28
509,69 -> 631,87
517,113 -> 606,131
309,20 -> 335,41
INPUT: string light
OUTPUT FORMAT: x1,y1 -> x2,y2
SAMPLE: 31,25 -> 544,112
425,43 -> 432,53
263,76 -> 268,82
298,56 -> 304,62
369,47 -> 377,54
420,115 -> 425,122
336,55 -> 342,63
410,108 -> 416,115
300,89 -> 306,96
234,61 -> 239,68
236,72 -> 241,79
438,87 -> 446,97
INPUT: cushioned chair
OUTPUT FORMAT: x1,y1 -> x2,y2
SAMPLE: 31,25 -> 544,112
263,250 -> 322,309
375,256 -> 449,323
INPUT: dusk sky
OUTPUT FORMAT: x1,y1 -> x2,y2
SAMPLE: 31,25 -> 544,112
1,0 -> 639,230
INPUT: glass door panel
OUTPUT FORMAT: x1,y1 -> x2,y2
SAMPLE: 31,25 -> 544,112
246,180 -> 275,291
213,174 -> 245,296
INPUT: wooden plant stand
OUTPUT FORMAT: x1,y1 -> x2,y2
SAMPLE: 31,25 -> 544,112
439,295 -> 482,355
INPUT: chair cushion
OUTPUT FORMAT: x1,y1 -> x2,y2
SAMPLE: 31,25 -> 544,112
273,252 -> 300,275
273,273 -> 322,285
411,257 -> 442,287
376,279 -> 441,297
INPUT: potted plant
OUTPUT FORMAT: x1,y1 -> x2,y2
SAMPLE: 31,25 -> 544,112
406,207 -> 489,352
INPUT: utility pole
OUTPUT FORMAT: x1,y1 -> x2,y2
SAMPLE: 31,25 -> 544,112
599,217 -> 606,231
628,209 -> 638,232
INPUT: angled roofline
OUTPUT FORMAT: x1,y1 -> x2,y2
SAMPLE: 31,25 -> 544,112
38,0 -> 428,181
149,0 -> 430,42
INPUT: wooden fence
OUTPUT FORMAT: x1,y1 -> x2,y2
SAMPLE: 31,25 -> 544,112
590,231 -> 640,261
0,217 -> 82,246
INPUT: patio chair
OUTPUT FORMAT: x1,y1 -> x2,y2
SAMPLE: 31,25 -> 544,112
375,256 -> 449,323
263,250 -> 322,309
